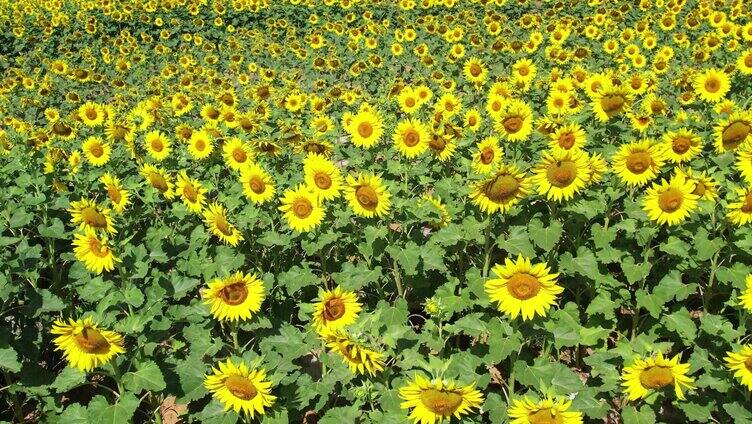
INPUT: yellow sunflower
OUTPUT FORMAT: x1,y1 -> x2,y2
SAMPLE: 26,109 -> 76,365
714,111 -> 752,153
278,184 -> 325,233
661,128 -> 702,163
141,164 -> 175,200
144,130 -> 171,161
204,359 -> 276,418
51,317 -> 125,372
420,194 -> 451,228
321,330 -> 385,376
239,163 -> 276,205
486,254 -> 562,321
82,136 -> 111,167
347,109 -> 384,148
642,174 -> 699,226
99,173 -> 130,213
471,136 -> 503,174
78,102 -> 104,127
345,173 -> 391,218
393,119 -> 430,159
203,202 -> 244,246
188,129 -> 214,160
591,82 -> 632,122
176,171 -> 207,213
532,149 -> 590,202
464,109 -> 482,131
611,140 -> 666,187
428,133 -> 458,162
68,198 -> 116,234
549,123 -> 586,152
676,168 -> 718,201
621,352 -> 695,401
312,286 -> 362,333
725,344 -> 752,391
692,68 -> 730,103
736,145 -> 752,184
493,99 -> 534,142
203,272 -> 265,322
303,153 -> 343,201
470,164 -> 530,214
399,374 -> 484,424
72,229 -> 119,274
507,397 -> 584,424
511,58 -> 537,86
463,57 -> 488,84
397,87 -> 421,114
727,187 -> 752,226
223,137 -> 255,171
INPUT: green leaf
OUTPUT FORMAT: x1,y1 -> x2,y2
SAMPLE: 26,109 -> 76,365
87,393 -> 140,424
52,367 -> 85,393
420,241 -> 446,272
529,218 -> 562,251
0,347 -> 21,372
386,242 -> 420,276
498,225 -> 536,257
277,264 -> 319,294
664,308 -> 697,340
622,405 -> 656,424
123,360 -> 167,392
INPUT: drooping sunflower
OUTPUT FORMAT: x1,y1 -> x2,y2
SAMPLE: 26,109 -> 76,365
420,194 -> 452,228
203,272 -> 265,322
611,140 -> 666,187
345,173 -> 391,218
471,136 -> 503,174
676,168 -> 718,201
399,374 -> 484,424
82,136 -> 111,167
692,68 -> 730,103
321,330 -> 385,376
661,128 -> 702,163
72,229 -> 119,274
99,173 -> 130,213
591,82 -> 632,122
278,184 -> 325,233
642,174 -> 699,226
303,153 -> 343,201
312,286 -> 362,333
485,254 -> 563,321
347,109 -> 384,148
727,187 -> 752,226
470,164 -> 530,214
68,198 -> 116,234
51,317 -> 125,372
393,119 -> 430,159
725,344 -> 752,391
176,171 -> 207,213
144,130 -> 171,161
204,359 -> 276,418
188,130 -> 214,160
507,397 -> 584,424
621,352 -> 695,401
714,111 -> 752,153
532,149 -> 590,202
493,99 -> 534,142
549,123 -> 586,151
223,137 -> 254,171
239,163 -> 276,205
78,102 -> 104,127
203,202 -> 244,246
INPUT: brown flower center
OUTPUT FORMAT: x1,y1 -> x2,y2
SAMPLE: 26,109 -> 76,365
429,136 -> 447,151
692,181 -> 706,197
218,282 -> 248,306
469,63 -> 482,77
745,55 -> 752,68
528,408 -> 564,424
232,148 -> 247,163
484,174 -> 520,202
742,192 -> 752,213
85,108 -> 98,120
744,357 -> 752,373
150,138 -> 164,152
248,176 -> 265,194
148,172 -> 169,193
355,185 -> 378,210
194,139 -> 206,151
357,122 -> 374,139
558,132 -> 575,149
183,183 -> 198,202
722,121 -> 750,150
403,129 -> 420,147
292,197 -> 313,219
419,389 -> 463,416
87,237 -> 110,258
658,188 -> 683,212
600,94 -> 626,115
639,366 -> 674,389
214,215 -> 233,236
546,160 -> 577,187
74,327 -> 111,354
507,272 -> 542,300
503,116 -> 523,133
323,298 -> 345,321
672,136 -> 691,154
107,186 -> 122,204
625,151 -> 652,174
81,206 -> 108,229
704,77 -> 720,93
224,375 -> 258,400
314,172 -> 332,190
404,97 -> 416,108
90,144 -> 104,158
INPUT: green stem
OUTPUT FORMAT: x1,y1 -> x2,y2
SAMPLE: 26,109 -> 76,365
110,361 -> 124,396
392,258 -> 404,298
481,216 -> 493,278
231,321 -> 241,355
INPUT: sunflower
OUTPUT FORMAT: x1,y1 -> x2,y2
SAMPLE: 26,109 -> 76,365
203,202 -> 244,246
204,359 -> 276,418
78,102 -> 104,127
321,330 -> 385,376
223,137 -> 254,171
676,168 -> 718,201
662,128 -> 702,163
347,109 -> 384,148
507,397 -> 584,424
188,129 -> 214,160
399,374 -> 484,424
72,229 -> 119,274
144,130 -> 171,161
68,198 -> 116,234
621,352 -> 695,401
642,174 -> 699,226
203,272 -> 265,322
725,345 -> 752,391
104,119 -> 135,144
591,82 -> 631,122
611,140 -> 666,187
727,187 -> 752,226
511,58 -> 537,86
278,184 -> 325,233
141,164 -> 175,199
693,68 -> 730,103
470,164 -> 530,214
312,286 -> 362,333
397,87 -> 421,114
486,254 -> 562,320
239,163 -> 276,204
714,111 -> 752,153
82,136 -> 111,167
463,57 -> 488,84
176,171 -> 207,213
532,149 -> 590,202
549,122 -> 586,151
434,92 -> 462,119
738,275 -> 752,313
464,109 -> 482,131
471,136 -> 503,174
303,153 -> 343,201
100,173 -> 130,213
51,317 -> 125,372
428,132 -> 458,162
345,173 -> 391,218
493,99 -> 534,142
393,119 -> 430,159
738,49 -> 752,75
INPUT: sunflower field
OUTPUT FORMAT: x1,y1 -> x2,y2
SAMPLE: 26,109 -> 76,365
3,0 -> 752,423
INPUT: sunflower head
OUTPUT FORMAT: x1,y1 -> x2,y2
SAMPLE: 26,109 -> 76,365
51,317 -> 125,371
203,272 -> 265,322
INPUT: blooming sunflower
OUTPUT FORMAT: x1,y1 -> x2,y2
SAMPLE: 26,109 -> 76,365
611,140 -> 666,187
397,87 -> 421,114
51,317 -> 125,372
464,109 -> 482,131
204,359 -> 276,418
507,397 -> 584,424
100,173 -> 130,213
203,272 -> 265,322
470,164 -> 530,214
420,194 -> 451,228
428,132 -> 458,162
68,198 -> 116,234
736,145 -> 752,184
223,137 -> 254,171
693,68 -> 730,103
676,168 -> 718,201
494,99 -> 534,142
549,123 -> 586,151
176,171 -> 207,213
532,149 -> 590,202
347,109 -> 384,148
144,130 -> 171,161
463,57 -> 488,84
399,374 -> 484,424
278,184 -> 325,233
345,173 -> 391,218
393,119 -> 430,159
642,174 -> 699,226
512,58 -> 537,86
312,286 -> 362,333
661,128 -> 702,163
78,102 -> 104,127
321,330 -> 385,376
727,187 -> 752,226
486,254 -> 562,320
471,136 -> 503,174
82,136 -> 111,167
188,130 -> 214,160
725,344 -> 752,390
303,153 -> 343,201
621,352 -> 695,401
72,229 -> 119,274
591,82 -> 631,122
203,202 -> 244,246
239,163 -> 276,205
714,111 -> 752,153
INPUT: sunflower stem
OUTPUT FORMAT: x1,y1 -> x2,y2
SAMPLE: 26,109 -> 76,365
392,258 -> 405,299
481,216 -> 494,278
231,321 -> 241,355
110,361 -> 124,396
